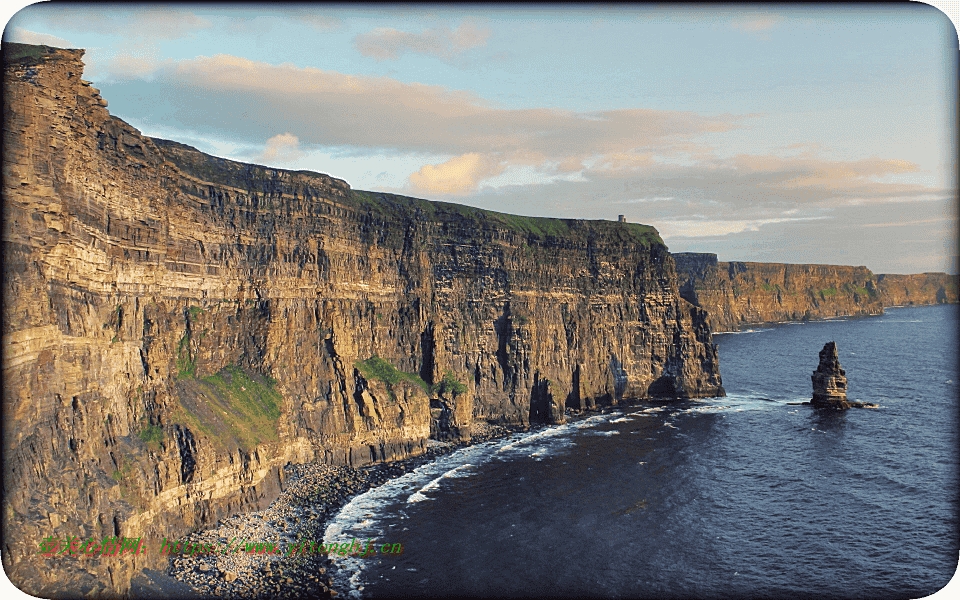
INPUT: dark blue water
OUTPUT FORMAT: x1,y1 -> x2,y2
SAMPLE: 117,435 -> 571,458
326,305 -> 959,599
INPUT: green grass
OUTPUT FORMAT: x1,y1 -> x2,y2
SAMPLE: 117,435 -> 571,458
355,356 -> 431,396
345,189 -> 664,246
174,365 -> 283,452
434,370 -> 468,397
137,419 -> 164,452
201,366 -> 282,448
820,287 -> 839,298
188,306 -> 204,318
2,42 -> 66,66
354,356 -> 469,400
110,455 -> 145,507
176,334 -> 196,379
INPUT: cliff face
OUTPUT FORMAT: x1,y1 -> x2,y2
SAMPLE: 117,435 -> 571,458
673,253 -> 884,331
875,273 -> 959,306
2,44 -> 723,596
673,253 -> 957,331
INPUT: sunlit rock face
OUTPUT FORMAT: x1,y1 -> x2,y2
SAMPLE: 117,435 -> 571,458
875,273 -> 959,306
673,253 -> 956,332
3,43 -> 723,596
672,253 -> 885,331
811,342 -> 849,409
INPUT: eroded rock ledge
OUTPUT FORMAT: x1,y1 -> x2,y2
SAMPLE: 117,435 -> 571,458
3,43 -> 723,596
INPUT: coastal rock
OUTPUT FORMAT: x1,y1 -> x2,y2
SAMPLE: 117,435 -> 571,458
875,273 -> 959,306
672,253 -> 884,331
811,342 -> 849,408
672,252 -> 957,331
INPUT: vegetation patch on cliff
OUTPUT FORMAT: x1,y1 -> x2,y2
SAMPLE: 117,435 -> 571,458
355,356 -> 468,400
355,356 -> 431,397
2,42 -> 68,66
137,418 -> 165,452
173,365 -> 282,452
434,370 -> 469,397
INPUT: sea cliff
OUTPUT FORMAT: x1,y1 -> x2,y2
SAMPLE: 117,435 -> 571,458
2,44 -> 723,596
673,253 -> 957,331
875,273 -> 959,306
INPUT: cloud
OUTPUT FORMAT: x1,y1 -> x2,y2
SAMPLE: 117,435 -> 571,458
17,5 -> 210,39
116,54 -> 945,205
258,133 -> 304,165
730,15 -> 781,32
656,216 -> 829,238
353,20 -> 492,62
140,55 -> 741,168
102,41 -> 163,80
409,153 -> 505,195
6,27 -> 72,48
291,14 -> 342,31
126,8 -> 211,40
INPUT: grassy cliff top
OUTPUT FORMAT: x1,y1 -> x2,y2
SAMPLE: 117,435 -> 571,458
2,42 -> 82,67
346,189 -> 663,246
152,135 -> 662,247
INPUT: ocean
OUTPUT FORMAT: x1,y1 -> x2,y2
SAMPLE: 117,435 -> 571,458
324,304 -> 959,599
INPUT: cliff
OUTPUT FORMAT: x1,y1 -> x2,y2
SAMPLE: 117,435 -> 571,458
2,43 -> 723,597
673,253 -> 957,330
875,273 -> 959,306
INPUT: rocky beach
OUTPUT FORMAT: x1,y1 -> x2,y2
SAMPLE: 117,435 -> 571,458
135,423 -> 524,599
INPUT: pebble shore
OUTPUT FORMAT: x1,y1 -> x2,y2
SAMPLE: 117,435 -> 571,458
166,422 -> 526,599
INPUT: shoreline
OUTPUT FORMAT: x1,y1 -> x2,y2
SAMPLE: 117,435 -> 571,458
148,400 -> 703,598
155,421 -> 529,599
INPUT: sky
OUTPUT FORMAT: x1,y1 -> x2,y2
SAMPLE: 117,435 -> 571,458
4,2 -> 958,274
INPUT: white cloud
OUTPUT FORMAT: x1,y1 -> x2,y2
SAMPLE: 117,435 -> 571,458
658,216 -> 829,238
258,133 -> 304,165
409,153 -> 505,195
730,15 -> 781,33
290,13 -> 342,31
6,27 -> 72,48
353,20 -> 492,62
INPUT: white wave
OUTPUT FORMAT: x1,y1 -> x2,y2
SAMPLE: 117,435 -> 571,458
610,416 -> 633,423
443,463 -> 474,478
324,413 -> 636,595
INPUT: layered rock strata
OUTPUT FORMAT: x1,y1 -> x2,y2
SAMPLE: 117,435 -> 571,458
875,273 -> 959,306
673,253 -> 957,331
810,342 -> 849,408
2,44 -> 724,597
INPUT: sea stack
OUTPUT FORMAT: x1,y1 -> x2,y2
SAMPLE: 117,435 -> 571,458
811,341 -> 850,408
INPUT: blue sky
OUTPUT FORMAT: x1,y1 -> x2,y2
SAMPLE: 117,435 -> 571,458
4,2 -> 958,274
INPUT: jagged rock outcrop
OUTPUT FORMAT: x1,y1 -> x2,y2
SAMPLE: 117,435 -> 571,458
2,43 -> 724,597
811,342 -> 849,408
